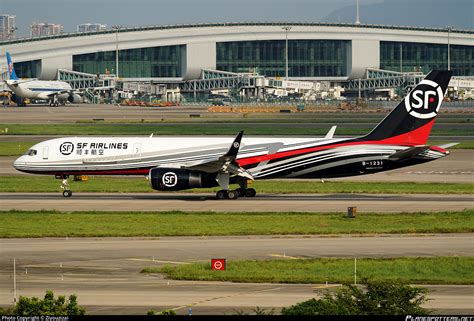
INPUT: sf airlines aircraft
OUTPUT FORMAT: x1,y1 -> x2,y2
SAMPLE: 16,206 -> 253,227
4,52 -> 81,107
15,70 -> 454,199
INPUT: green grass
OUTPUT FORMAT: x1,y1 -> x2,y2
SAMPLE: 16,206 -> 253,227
0,209 -> 472,238
1,175 -> 473,194
0,123 -> 471,136
143,257 -> 474,285
0,141 -> 40,156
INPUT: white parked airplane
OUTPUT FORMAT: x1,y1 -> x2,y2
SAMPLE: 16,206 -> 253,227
4,52 -> 81,106
14,70 -> 454,199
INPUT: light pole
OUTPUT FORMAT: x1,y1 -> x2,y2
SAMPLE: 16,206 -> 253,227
447,26 -> 451,71
112,25 -> 121,77
355,0 -> 361,25
13,258 -> 16,304
282,26 -> 292,80
399,42 -> 403,73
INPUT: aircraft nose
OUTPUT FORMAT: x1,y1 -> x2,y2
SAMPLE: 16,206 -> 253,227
13,156 -> 25,169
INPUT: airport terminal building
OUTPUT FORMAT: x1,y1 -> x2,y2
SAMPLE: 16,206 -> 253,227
2,22 -> 473,81
0,23 -> 474,100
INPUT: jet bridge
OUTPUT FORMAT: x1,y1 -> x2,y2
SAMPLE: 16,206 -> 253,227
180,69 -> 263,93
57,69 -> 98,90
344,68 -> 425,93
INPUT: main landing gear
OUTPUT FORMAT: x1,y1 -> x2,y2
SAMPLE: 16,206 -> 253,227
49,96 -> 65,107
59,176 -> 72,197
215,179 -> 256,200
215,188 -> 257,200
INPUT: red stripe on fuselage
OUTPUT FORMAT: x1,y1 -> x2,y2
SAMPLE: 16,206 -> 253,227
237,120 -> 436,167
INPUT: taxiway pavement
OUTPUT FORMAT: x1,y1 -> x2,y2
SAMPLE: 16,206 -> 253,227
1,236 -> 472,314
1,192 -> 473,212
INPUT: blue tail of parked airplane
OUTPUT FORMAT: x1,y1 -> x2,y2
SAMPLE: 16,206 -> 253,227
6,52 -> 19,80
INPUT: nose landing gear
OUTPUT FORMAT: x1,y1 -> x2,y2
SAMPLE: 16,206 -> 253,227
59,176 -> 72,197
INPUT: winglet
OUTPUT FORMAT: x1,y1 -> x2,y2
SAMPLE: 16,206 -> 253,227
6,52 -> 18,80
225,131 -> 244,158
325,126 -> 337,139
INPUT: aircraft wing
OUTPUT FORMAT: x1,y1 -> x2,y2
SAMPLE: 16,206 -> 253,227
45,90 -> 71,97
5,79 -> 35,87
183,131 -> 254,181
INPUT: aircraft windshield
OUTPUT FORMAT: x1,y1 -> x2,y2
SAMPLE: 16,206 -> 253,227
25,149 -> 37,156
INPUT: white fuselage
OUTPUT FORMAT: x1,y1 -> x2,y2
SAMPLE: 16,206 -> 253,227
13,135 -> 444,180
13,136 -> 346,175
5,80 -> 72,100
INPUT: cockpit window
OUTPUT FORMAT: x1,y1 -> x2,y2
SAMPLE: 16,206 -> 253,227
25,149 -> 37,156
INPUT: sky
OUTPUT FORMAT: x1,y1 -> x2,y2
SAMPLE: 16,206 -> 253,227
0,0 -> 472,37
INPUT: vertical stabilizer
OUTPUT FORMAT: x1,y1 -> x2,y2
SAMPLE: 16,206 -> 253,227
363,70 -> 452,146
6,52 -> 19,80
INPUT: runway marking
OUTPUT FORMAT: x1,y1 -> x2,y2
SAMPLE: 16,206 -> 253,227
23,264 -> 121,271
269,254 -> 300,260
126,258 -> 191,265
171,286 -> 285,311
21,277 -> 130,283
313,284 -> 342,289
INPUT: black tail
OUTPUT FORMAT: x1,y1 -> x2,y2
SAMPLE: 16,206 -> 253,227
363,70 -> 452,146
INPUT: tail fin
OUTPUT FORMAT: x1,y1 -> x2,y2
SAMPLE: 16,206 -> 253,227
363,70 -> 452,146
6,52 -> 18,80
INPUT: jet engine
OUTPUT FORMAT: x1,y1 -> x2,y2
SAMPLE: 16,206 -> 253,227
149,168 -> 218,191
67,93 -> 82,104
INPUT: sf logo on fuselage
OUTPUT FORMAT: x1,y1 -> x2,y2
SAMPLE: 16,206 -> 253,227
404,79 -> 443,119
59,142 -> 74,155
162,172 -> 178,187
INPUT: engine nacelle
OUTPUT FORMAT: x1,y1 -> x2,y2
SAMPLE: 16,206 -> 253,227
149,168 -> 218,191
67,93 -> 82,103
10,93 -> 18,103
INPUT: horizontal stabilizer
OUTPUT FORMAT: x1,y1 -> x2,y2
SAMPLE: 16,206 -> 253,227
389,145 -> 430,161
438,142 -> 459,149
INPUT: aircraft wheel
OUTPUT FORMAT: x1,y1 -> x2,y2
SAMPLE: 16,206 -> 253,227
245,188 -> 256,198
216,190 -> 228,200
227,190 -> 239,200
236,188 -> 245,197
62,190 -> 72,198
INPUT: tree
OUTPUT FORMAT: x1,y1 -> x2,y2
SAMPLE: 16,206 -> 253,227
147,309 -> 176,315
281,280 -> 430,315
11,291 -> 85,316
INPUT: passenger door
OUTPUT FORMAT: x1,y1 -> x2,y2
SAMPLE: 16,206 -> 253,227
42,146 -> 49,160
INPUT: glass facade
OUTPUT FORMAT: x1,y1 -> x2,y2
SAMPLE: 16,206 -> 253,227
216,40 -> 348,77
73,45 -> 185,77
380,41 -> 474,76
13,60 -> 41,78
